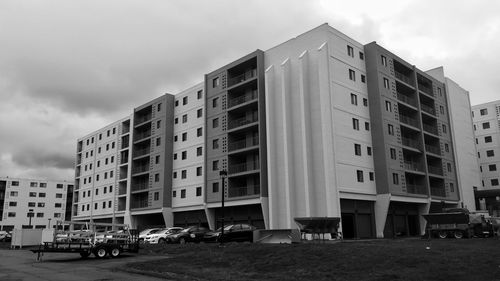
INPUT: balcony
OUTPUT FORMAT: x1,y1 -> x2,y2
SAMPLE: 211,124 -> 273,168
135,114 -> 152,125
229,161 -> 260,175
131,200 -> 149,209
406,184 -> 427,195
425,145 -> 441,155
431,187 -> 446,197
118,185 -> 127,195
428,165 -> 443,176
133,147 -> 150,158
228,136 -> 259,152
395,71 -> 414,85
228,185 -> 260,198
402,137 -> 421,150
228,69 -> 257,87
228,90 -> 258,108
418,85 -> 433,96
420,104 -> 436,116
399,114 -> 419,128
131,182 -> 149,192
134,131 -> 151,142
423,124 -> 438,135
404,161 -> 424,172
132,165 -> 149,175
397,93 -> 417,107
228,115 -> 258,130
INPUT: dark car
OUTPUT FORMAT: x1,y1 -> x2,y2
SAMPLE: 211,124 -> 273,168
167,226 -> 211,244
203,224 -> 256,243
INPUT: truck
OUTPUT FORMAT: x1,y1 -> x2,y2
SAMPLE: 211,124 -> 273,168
31,221 -> 139,259
423,208 -> 495,239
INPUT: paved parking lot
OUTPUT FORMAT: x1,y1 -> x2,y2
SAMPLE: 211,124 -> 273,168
0,248 -> 164,281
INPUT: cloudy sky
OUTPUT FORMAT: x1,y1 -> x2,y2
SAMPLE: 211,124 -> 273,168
0,0 -> 498,181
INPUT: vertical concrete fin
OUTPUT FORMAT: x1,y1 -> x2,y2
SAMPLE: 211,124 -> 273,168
280,57 -> 293,228
264,65 -> 277,228
374,194 -> 391,238
204,207 -> 216,230
162,207 -> 173,227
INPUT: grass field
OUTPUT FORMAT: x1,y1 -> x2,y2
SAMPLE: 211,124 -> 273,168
130,238 -> 500,281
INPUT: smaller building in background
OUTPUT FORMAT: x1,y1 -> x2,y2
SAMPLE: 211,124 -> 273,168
0,177 -> 73,230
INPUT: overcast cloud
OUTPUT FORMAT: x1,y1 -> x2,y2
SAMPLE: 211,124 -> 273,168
0,0 -> 498,180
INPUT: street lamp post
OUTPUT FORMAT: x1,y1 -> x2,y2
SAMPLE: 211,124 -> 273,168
27,209 -> 34,229
219,170 -> 227,245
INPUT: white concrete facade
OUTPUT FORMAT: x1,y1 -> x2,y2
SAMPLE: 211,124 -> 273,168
472,100 -> 500,190
0,177 -> 72,230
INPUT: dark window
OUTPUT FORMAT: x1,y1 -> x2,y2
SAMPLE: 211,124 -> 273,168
154,192 -> 159,201
213,139 -> 219,149
351,93 -> 357,105
181,189 -> 186,198
483,122 -> 490,129
480,108 -> 488,115
369,172 -> 374,181
213,97 -> 219,108
196,187 -> 202,196
196,167 -> 202,176
197,147 -> 202,156
349,69 -> 356,81
197,109 -> 203,118
197,128 -> 203,137
485,136 -> 492,143
356,170 -> 364,182
183,96 -> 188,105
213,118 -> 219,128
347,45 -> 354,57
352,118 -> 359,130
359,52 -> 364,60
361,75 -> 366,83
181,170 -> 187,179
381,55 -> 387,66
181,151 -> 187,160
197,90 -> 203,99
367,147 -> 372,156
213,77 -> 220,88
212,160 -> 219,171
354,144 -> 362,156
212,182 -> 219,193
491,179 -> 499,186
392,173 -> 399,185
388,124 -> 394,135
489,164 -> 497,171
487,150 -> 495,157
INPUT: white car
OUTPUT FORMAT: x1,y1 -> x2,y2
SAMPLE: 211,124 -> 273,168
144,227 -> 184,244
139,228 -> 161,242
0,230 -> 11,242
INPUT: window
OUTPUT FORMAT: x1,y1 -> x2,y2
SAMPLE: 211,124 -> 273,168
11,181 -> 19,186
181,170 -> 187,179
8,212 -> 15,217
437,88 -> 442,97
383,78 -> 390,89
354,144 -> 362,156
489,164 -> 497,171
347,45 -> 354,57
356,170 -> 364,182
197,128 -> 203,137
213,118 -> 219,128
112,142 -> 115,149
196,187 -> 202,196
30,182 -> 37,187
480,108 -> 488,116
99,133 -> 102,140
447,163 -> 452,172
367,147 -> 372,156
442,124 -> 447,134
439,106 -> 444,115
445,143 -> 449,153
157,103 -> 161,112
388,124 -> 394,135
352,118 -> 359,130
197,147 -> 203,156
39,183 -> 47,188
485,136 -> 492,143
196,167 -> 202,176
181,189 -> 186,198
107,130 -> 110,137
173,190 -> 177,197
213,139 -> 219,149
36,213 -> 44,218
175,118 -> 179,124
385,100 -> 392,112
390,148 -> 397,160
157,120 -> 161,129
173,153 -> 177,160
155,155 -> 160,164
94,203 -> 98,210
110,171 -> 113,178
56,184 -> 63,189
213,160 -> 219,171
96,174 -> 100,181
365,122 -> 370,131
154,192 -> 159,201
174,135 -> 178,142
28,192 -> 36,197
102,202 -> 106,208
361,75 -> 366,83
474,124 -> 476,131
359,52 -> 364,60
55,193 -> 63,198
182,132 -> 187,142
381,55 -> 387,66
55,203 -> 62,208
197,108 -> 203,118
487,150 -> 495,157
197,90 -> 203,99
106,144 -> 109,150
363,98 -> 368,107
109,185 -> 112,192
173,172 -> 177,179
155,173 -> 160,182
349,69 -> 356,81
54,213 -> 61,218
182,114 -> 188,123
369,172 -> 374,181
9,201 -> 17,207
182,151 -> 187,160
39,193 -> 46,198
96,188 -> 99,195
213,97 -> 219,108
350,93 -> 358,105
213,77 -> 220,88
175,100 -> 179,107
392,173 -> 399,185
104,186 -> 107,193
28,202 -> 36,207
111,156 -> 114,163
105,158 -> 108,165
212,182 -> 219,193
492,179 -> 499,186
476,138 -> 479,144
483,122 -> 490,129
183,96 -> 188,105
156,137 -> 161,146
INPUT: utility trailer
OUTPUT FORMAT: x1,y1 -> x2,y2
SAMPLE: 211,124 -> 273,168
423,208 -> 494,239
31,221 -> 139,259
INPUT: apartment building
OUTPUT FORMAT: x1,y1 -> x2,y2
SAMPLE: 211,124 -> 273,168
73,24 -> 477,238
0,177 -> 73,230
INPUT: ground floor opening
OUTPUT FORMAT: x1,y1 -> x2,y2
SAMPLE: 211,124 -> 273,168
213,204 -> 265,229
383,202 -> 420,238
173,210 -> 209,228
340,199 -> 375,239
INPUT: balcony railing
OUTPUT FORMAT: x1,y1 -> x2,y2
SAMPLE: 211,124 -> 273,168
131,200 -> 149,209
118,186 -> 127,195
418,84 -> 433,96
122,126 -> 130,135
428,165 -> 443,176
133,147 -> 150,158
228,90 -> 258,108
228,185 -> 260,198
135,114 -> 152,125
228,115 -> 258,130
132,165 -> 149,174
404,161 -> 423,172
395,71 -> 413,85
402,137 -> 420,150
228,136 -> 259,152
425,145 -> 441,155
228,161 -> 260,174
397,93 -> 417,107
119,171 -> 128,180
228,69 -> 257,86
406,184 -> 427,195
420,104 -> 436,116
131,182 -> 149,192
399,114 -> 419,128
430,187 -> 446,197
423,124 -> 438,135
134,131 -> 151,141
121,142 -> 130,149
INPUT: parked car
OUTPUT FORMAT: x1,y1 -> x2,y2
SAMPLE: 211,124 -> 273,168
0,230 -> 11,242
144,227 -> 184,244
203,224 -> 256,243
166,226 -> 211,244
139,228 -> 161,242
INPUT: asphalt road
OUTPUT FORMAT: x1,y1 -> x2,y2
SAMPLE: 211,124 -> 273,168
0,248 -> 165,281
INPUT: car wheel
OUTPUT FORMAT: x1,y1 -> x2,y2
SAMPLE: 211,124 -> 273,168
438,231 -> 448,239
94,246 -> 108,259
179,237 -> 187,244
110,247 -> 121,258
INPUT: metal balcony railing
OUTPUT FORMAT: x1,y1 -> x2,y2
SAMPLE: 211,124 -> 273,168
134,131 -> 151,141
397,93 -> 417,107
131,182 -> 148,192
395,71 -> 413,85
133,147 -> 150,158
121,142 -> 130,149
404,161 -> 423,172
228,136 -> 259,152
228,69 -> 257,86
406,184 -> 427,195
228,161 -> 260,174
131,200 -> 149,209
428,165 -> 443,176
228,90 -> 258,108
132,165 -> 149,174
425,145 -> 441,155
402,137 -> 420,150
228,115 -> 258,130
418,84 -> 433,96
399,114 -> 419,128
420,104 -> 436,116
430,187 -> 446,197
122,126 -> 130,134
423,124 -> 438,135
118,187 -> 127,195
228,185 -> 260,198
135,114 -> 152,125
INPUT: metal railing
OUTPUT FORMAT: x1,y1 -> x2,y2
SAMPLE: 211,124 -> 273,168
134,131 -> 151,141
404,161 -> 423,172
402,137 -> 420,150
397,93 -> 417,107
135,114 -> 152,125
228,90 -> 258,108
228,69 -> 257,86
118,187 -> 127,195
122,126 -> 130,134
131,200 -> 149,209
228,136 -> 259,152
395,71 -> 413,85
428,165 -> 443,176
399,114 -> 419,127
131,182 -> 149,192
228,185 -> 260,198
133,147 -> 150,158
406,184 -> 427,195
132,165 -> 149,174
420,104 -> 436,115
418,84 -> 433,96
425,145 -> 441,155
423,124 -> 438,135
228,161 -> 260,174
430,187 -> 446,197
228,115 -> 258,130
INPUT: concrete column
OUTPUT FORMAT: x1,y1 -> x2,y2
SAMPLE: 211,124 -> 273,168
374,194 -> 391,238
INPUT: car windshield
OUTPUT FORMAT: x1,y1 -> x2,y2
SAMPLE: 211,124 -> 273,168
223,225 -> 233,231
181,227 -> 194,233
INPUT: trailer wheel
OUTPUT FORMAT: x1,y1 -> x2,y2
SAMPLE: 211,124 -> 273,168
79,252 -> 90,259
438,231 -> 448,239
110,247 -> 121,258
94,246 -> 108,259
453,231 -> 464,239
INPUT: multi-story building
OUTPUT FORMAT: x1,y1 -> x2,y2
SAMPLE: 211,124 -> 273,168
73,23 -> 477,238
0,177 -> 73,230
